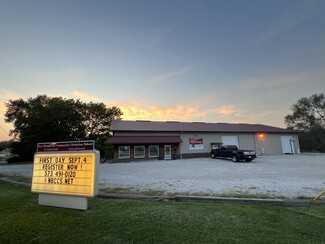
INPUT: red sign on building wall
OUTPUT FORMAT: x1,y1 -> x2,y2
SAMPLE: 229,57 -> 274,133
189,138 -> 203,150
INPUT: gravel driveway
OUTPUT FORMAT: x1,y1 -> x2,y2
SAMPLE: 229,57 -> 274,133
1,154 -> 325,198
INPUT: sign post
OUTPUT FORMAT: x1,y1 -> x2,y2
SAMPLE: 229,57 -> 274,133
31,141 -> 99,210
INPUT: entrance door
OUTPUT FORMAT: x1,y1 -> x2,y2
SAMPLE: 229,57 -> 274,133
281,136 -> 295,154
164,145 -> 171,159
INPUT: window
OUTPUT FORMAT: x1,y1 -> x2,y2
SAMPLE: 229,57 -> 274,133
118,146 -> 130,159
134,146 -> 145,158
149,145 -> 159,158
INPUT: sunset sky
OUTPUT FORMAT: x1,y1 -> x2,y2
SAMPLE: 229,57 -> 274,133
1,0 -> 325,141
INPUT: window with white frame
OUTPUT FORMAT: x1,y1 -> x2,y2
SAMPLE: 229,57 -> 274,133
134,146 -> 145,158
149,145 -> 159,158
118,146 -> 130,159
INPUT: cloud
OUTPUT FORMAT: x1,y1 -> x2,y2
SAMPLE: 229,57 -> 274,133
108,98 -> 289,128
208,105 -> 288,128
72,91 -> 100,102
148,64 -> 193,84
215,105 -> 242,116
238,68 -> 325,92
246,4 -> 317,46
238,108 -> 290,128
107,100 -> 206,121
0,89 -> 22,101
0,89 -> 20,140
0,89 -> 21,114
204,105 -> 247,123
107,100 -> 249,124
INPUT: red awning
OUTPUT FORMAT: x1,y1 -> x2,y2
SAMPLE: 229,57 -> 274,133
105,136 -> 183,145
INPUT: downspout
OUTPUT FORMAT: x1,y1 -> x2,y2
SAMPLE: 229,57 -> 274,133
180,131 -> 183,159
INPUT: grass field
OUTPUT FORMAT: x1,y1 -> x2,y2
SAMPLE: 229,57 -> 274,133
1,183 -> 325,243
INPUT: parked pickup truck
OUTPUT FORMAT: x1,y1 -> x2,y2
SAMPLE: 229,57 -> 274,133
210,145 -> 256,162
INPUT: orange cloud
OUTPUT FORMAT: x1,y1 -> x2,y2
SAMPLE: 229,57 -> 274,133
105,100 -> 252,124
0,89 -> 22,140
108,101 -> 207,121
0,102 -> 7,115
216,105 -> 241,116
0,89 -> 21,113
203,105 -> 243,118
72,91 -> 100,102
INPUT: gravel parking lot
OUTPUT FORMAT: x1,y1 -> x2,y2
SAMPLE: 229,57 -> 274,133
1,154 -> 325,198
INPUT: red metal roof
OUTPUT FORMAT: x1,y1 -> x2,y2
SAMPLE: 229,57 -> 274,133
106,136 -> 183,145
110,120 -> 295,133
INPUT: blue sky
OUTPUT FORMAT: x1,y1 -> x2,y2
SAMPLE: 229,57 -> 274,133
1,0 -> 325,141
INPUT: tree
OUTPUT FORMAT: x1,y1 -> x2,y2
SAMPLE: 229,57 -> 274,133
82,102 -> 123,157
5,95 -> 123,161
82,102 -> 122,142
5,95 -> 87,161
285,92 -> 325,152
298,126 -> 325,153
285,92 -> 325,132
0,140 -> 11,151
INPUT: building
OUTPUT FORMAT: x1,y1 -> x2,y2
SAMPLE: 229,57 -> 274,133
105,120 -> 300,161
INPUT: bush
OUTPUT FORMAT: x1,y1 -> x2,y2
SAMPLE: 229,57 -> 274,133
7,156 -> 31,164
7,156 -> 20,164
299,127 -> 325,152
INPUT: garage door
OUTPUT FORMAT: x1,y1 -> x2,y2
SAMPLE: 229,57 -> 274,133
221,136 -> 239,147
281,136 -> 295,154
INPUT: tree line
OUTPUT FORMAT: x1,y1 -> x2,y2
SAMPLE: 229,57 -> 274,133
1,92 -> 325,162
4,95 -> 122,162
285,92 -> 325,152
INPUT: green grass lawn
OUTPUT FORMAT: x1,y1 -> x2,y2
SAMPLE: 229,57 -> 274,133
1,183 -> 325,244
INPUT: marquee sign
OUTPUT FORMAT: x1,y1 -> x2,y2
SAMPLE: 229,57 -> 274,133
32,152 -> 97,197
31,140 -> 99,210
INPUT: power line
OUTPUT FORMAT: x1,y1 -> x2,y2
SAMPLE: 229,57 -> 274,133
0,125 -> 9,136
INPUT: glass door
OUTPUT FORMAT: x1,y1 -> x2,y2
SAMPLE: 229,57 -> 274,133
164,145 -> 171,159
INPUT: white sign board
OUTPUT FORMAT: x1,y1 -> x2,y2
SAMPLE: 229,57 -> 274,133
31,140 -> 99,210
189,138 -> 203,150
32,152 -> 98,197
